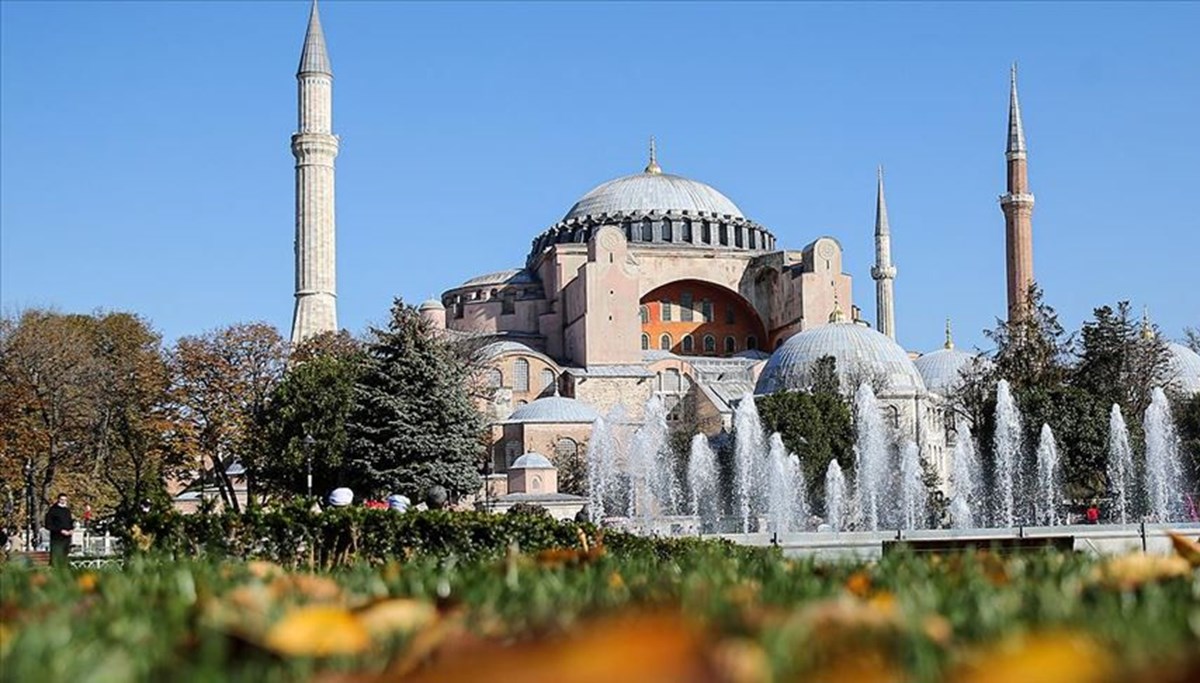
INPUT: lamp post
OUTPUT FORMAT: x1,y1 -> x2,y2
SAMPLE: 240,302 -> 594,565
303,434 -> 316,498
23,458 -> 33,551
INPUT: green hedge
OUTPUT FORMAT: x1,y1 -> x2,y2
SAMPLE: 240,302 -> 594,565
122,504 -> 765,568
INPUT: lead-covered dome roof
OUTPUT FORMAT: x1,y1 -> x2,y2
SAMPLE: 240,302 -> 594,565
564,172 -> 743,221
914,347 -> 979,395
755,323 -> 927,395
1166,342 -> 1200,395
504,396 -> 600,424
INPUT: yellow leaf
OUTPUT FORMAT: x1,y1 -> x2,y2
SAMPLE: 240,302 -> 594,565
355,599 -> 437,638
1168,532 -> 1200,568
76,572 -> 98,593
263,605 -> 370,657
711,638 -> 771,683
951,631 -> 1113,683
845,570 -> 872,598
1091,553 -> 1192,590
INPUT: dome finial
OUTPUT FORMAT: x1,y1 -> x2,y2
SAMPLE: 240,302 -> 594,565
944,317 -> 955,350
644,136 -> 662,175
1141,306 -> 1154,341
828,288 -> 847,323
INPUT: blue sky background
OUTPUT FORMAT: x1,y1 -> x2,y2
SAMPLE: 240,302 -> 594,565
2,1 -> 1197,353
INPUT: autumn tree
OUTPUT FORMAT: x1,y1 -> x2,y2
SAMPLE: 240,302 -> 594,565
170,323 -> 287,512
344,299 -> 484,502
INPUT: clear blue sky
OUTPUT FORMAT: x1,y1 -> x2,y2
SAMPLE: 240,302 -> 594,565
2,1 -> 1197,353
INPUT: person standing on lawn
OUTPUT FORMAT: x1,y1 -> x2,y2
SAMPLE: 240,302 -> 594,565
44,494 -> 73,567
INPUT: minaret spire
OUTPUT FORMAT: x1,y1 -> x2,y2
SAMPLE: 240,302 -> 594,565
1000,63 -> 1035,323
870,166 -> 897,340
644,136 -> 662,174
944,318 -> 955,350
290,0 -> 340,344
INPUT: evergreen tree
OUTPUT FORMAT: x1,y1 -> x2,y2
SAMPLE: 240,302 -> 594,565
248,332 -> 362,499
1074,302 -> 1171,421
984,284 -> 1072,393
757,357 -> 854,514
344,299 -> 483,501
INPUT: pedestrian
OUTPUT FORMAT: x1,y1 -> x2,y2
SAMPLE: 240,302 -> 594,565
328,487 -> 354,508
424,485 -> 449,511
386,494 -> 411,512
1086,504 -> 1099,525
44,493 -> 74,568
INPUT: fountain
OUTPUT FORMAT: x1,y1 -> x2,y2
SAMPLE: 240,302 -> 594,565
627,396 -> 676,525
788,452 -> 809,531
898,441 -> 928,530
948,427 -> 980,529
686,434 -> 718,526
1034,423 -> 1060,526
765,434 -> 794,533
733,394 -> 767,532
1144,387 -> 1184,522
993,379 -> 1023,527
586,414 -> 620,523
853,384 -> 889,531
1106,404 -> 1134,524
825,459 -> 846,532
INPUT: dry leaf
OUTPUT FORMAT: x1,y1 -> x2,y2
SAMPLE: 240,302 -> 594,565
401,612 -> 717,683
270,573 -> 343,602
76,572 -> 98,593
950,631 -> 1113,683
1091,553 -> 1192,590
711,637 -> 771,683
1168,532 -> 1200,568
845,570 -> 872,598
355,598 -> 438,638
262,605 -> 370,657
247,560 -> 285,580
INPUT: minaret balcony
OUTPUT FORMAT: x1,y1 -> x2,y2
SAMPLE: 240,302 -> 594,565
999,192 -> 1035,206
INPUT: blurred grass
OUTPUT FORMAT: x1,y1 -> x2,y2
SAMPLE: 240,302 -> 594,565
1,542 -> 1197,682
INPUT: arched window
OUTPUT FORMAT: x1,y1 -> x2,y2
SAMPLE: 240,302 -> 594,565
701,222 -> 712,244
662,368 -> 682,392
540,368 -> 555,391
680,293 -> 694,322
888,405 -> 901,429
703,335 -> 716,354
747,336 -> 758,351
639,305 -> 649,323
700,300 -> 713,322
486,368 -> 503,388
724,336 -> 736,354
641,219 -> 653,242
725,305 -> 736,325
641,333 -> 650,350
660,301 -> 672,322
682,335 -> 694,353
660,334 -> 672,351
513,358 -> 530,392
555,437 -> 578,461
661,219 -> 672,242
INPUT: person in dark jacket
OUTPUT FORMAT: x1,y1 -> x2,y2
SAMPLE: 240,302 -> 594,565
44,494 -> 73,567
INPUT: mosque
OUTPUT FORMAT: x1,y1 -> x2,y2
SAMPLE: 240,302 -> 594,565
286,3 -> 1200,493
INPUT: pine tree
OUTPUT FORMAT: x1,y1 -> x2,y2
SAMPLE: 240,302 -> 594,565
344,299 -> 483,501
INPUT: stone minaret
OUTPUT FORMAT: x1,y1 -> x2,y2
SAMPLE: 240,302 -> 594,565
1000,64 -> 1035,323
290,0 -> 339,344
870,166 -> 897,339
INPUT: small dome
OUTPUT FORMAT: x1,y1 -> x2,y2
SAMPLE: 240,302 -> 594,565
505,396 -> 600,424
511,452 -> 554,469
914,347 -> 979,395
755,323 -> 926,395
564,172 -> 743,221
1166,342 -> 1200,395
418,298 -> 444,311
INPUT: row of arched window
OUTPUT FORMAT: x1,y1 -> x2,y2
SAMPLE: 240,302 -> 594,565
485,360 -> 556,393
641,333 -> 757,355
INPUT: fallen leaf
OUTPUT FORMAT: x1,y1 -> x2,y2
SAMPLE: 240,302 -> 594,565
262,605 -> 370,657
401,612 -> 718,683
950,631 -> 1114,683
1090,553 -> 1192,590
845,570 -> 872,598
355,598 -> 438,639
1168,532 -> 1200,568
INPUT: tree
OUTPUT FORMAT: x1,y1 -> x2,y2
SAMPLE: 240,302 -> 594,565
170,323 -> 287,512
1074,302 -> 1171,421
0,310 -> 101,530
756,357 -> 854,514
984,284 -> 1072,393
1184,327 -> 1200,355
248,332 -> 363,499
344,299 -> 484,501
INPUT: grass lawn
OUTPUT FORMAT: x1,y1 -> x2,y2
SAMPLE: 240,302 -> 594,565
1,531 -> 1197,683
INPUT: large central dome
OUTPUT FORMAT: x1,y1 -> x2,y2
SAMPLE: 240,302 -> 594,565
563,172 -> 744,221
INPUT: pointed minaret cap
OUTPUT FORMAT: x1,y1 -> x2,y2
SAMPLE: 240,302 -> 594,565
875,165 -> 890,236
828,289 -> 847,323
644,136 -> 662,175
944,318 -> 955,350
1007,63 -> 1026,158
298,0 -> 332,76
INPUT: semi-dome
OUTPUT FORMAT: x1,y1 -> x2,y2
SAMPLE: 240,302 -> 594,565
510,452 -> 554,469
564,172 -> 743,221
418,298 -> 444,311
914,347 -> 978,395
505,395 -> 600,424
755,322 -> 927,395
1166,342 -> 1200,395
